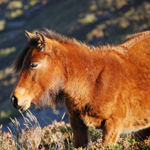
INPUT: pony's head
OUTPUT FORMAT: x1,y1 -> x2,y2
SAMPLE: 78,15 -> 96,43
10,30 -> 65,110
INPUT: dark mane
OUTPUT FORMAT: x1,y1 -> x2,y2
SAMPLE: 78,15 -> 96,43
40,29 -> 127,53
13,38 -> 37,74
41,28 -> 97,50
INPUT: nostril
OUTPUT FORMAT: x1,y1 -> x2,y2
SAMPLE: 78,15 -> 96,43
11,95 -> 21,109
11,95 -> 18,105
11,96 -> 15,102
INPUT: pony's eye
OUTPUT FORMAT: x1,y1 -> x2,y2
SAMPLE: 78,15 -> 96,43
30,63 -> 39,69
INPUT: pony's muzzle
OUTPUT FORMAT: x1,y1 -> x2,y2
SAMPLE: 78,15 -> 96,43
10,95 -> 21,109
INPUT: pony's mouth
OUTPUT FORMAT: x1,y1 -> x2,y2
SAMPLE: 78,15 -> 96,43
12,101 -> 30,111
13,103 -> 21,110
11,95 -> 31,111
19,101 -> 31,111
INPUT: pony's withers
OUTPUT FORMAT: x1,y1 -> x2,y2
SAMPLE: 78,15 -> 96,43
11,29 -> 150,148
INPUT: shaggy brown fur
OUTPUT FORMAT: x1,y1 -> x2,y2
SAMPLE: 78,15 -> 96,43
11,29 -> 150,148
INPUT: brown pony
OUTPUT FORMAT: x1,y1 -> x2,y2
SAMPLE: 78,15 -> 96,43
11,29 -> 150,148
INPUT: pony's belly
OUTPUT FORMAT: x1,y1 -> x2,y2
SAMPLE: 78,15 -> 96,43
123,117 -> 150,132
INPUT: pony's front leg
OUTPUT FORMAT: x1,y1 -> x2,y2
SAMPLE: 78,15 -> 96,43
103,117 -> 123,145
69,116 -> 88,148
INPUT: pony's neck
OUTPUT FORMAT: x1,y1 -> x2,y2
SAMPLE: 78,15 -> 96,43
58,43 -> 100,77
54,42 -> 103,102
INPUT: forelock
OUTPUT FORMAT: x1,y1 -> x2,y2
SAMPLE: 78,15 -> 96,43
12,38 -> 37,74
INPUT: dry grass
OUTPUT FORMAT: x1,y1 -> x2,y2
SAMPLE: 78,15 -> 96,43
1,111 -> 150,149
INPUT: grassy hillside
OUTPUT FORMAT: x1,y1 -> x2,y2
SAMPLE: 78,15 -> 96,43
1,111 -> 150,150
1,0 -> 150,149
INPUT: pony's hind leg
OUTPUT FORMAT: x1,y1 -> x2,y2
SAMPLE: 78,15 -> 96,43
102,117 -> 123,145
69,116 -> 88,148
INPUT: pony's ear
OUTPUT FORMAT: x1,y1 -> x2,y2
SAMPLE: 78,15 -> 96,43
36,32 -> 45,50
25,30 -> 35,40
